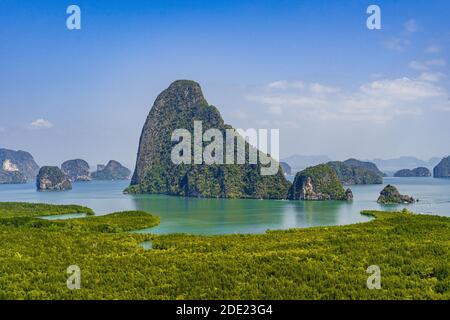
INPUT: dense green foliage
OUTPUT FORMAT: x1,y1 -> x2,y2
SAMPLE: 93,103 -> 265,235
288,164 -> 351,200
328,161 -> 383,185
344,158 -> 386,177
0,202 -> 94,218
127,80 -> 291,199
1,202 -> 449,299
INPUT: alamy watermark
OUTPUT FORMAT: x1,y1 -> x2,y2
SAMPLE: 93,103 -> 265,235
366,5 -> 381,30
366,265 -> 381,290
67,265 -> 81,290
171,121 -> 280,176
66,5 -> 81,30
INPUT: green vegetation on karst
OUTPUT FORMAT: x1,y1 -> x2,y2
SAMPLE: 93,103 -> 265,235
0,202 -> 449,300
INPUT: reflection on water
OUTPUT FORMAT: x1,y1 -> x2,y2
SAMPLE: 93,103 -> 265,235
39,213 -> 88,220
0,177 -> 449,235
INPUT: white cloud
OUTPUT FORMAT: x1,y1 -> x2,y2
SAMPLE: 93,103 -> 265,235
384,38 -> 410,52
404,19 -> 418,33
30,118 -> 53,129
409,59 -> 447,70
266,80 -> 304,90
425,45 -> 441,54
247,78 -> 450,123
309,83 -> 340,94
418,72 -> 445,82
427,59 -> 447,67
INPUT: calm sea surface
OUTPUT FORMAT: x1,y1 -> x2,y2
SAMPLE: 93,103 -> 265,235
0,177 -> 449,235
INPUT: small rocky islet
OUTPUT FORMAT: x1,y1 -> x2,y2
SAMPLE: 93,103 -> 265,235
36,166 -> 72,191
33,158 -> 130,191
288,164 -> 353,201
377,185 -> 415,204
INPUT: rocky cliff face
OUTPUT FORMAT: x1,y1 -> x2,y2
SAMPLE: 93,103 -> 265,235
0,148 -> 39,183
327,161 -> 383,185
61,159 -> 91,182
394,167 -> 431,177
287,164 -> 352,201
433,156 -> 450,178
280,162 -> 292,175
127,80 -> 290,199
36,166 -> 72,191
343,159 -> 386,177
92,160 -> 131,180
0,170 -> 27,184
377,185 -> 415,204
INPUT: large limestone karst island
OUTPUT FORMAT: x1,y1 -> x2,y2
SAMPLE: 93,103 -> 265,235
0,148 -> 39,184
126,80 -> 290,199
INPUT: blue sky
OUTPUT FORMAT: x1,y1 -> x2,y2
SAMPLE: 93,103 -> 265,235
0,0 -> 449,168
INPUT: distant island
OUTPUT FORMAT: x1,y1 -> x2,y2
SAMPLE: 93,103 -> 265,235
0,148 -> 39,184
92,160 -> 131,180
327,160 -> 383,185
394,167 -> 431,177
61,159 -> 92,182
281,154 -> 332,172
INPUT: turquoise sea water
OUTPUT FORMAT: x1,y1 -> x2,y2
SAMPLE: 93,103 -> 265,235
0,177 -> 449,235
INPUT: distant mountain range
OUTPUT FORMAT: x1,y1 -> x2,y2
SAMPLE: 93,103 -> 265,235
281,155 -> 332,172
282,155 -> 444,176
368,157 -> 443,175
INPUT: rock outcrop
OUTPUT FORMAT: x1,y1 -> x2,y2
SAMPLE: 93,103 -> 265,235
92,160 -> 131,180
343,158 -> 386,177
394,167 -> 431,177
36,166 -> 72,191
433,156 -> 450,178
61,159 -> 92,182
0,148 -> 39,183
377,185 -> 415,204
288,164 -> 352,201
327,161 -> 383,185
0,170 -> 27,184
127,80 -> 291,199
